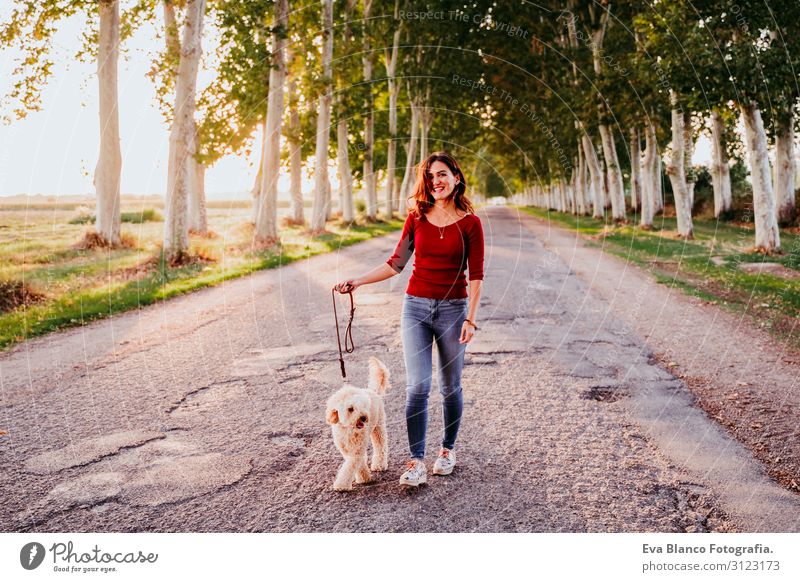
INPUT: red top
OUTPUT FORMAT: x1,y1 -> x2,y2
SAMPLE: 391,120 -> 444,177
386,210 -> 485,299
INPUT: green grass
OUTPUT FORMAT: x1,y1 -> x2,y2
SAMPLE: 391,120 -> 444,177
0,205 -> 404,349
69,208 -> 163,224
517,206 -> 800,348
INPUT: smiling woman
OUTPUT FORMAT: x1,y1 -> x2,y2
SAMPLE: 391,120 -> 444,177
335,151 -> 485,488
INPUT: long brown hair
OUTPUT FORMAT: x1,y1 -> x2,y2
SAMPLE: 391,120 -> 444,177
407,151 -> 474,218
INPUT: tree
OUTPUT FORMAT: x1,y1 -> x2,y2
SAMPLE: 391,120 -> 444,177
163,0 -> 205,261
311,0 -> 333,233
0,0 -> 147,245
254,0 -> 288,244
95,0 -> 123,245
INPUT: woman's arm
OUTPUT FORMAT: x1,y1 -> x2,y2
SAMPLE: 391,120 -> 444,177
335,263 -> 397,293
460,279 -> 482,344
337,212 -> 415,293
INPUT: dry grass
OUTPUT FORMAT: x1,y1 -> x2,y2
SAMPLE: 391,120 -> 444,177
0,280 -> 45,313
74,230 -> 138,250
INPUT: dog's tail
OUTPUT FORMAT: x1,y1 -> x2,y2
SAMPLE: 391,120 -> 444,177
368,356 -> 390,396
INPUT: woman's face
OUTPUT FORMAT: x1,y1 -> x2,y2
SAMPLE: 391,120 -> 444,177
427,160 -> 460,202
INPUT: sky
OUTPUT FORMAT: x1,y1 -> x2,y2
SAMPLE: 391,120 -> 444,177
0,7 -> 711,200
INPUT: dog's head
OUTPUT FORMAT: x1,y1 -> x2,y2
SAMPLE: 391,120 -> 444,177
326,390 -> 370,430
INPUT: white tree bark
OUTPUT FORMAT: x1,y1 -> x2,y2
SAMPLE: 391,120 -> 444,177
164,2 -> 206,237
255,0 -> 288,243
665,101 -> 693,238
710,109 -> 732,218
164,0 -> 205,259
286,49 -> 304,225
599,125 -> 625,220
576,145 -> 587,215
94,0 -> 122,246
337,117 -> 355,222
684,111 -> 696,212
398,94 -> 420,205
187,123 -> 207,234
362,0 -> 377,220
288,111 -> 304,226
419,85 -> 432,163
654,146 -> 664,214
251,121 -> 266,224
582,133 -> 604,219
775,116 -> 796,225
629,127 -> 641,212
740,103 -> 780,251
383,20 -> 401,218
640,122 -> 657,229
311,0 -> 333,232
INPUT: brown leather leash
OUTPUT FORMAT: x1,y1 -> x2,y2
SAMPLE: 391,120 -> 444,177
331,286 -> 356,381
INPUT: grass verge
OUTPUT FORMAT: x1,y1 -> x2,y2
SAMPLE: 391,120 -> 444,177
0,207 -> 403,350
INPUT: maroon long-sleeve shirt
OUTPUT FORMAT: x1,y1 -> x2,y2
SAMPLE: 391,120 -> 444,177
386,210 -> 485,299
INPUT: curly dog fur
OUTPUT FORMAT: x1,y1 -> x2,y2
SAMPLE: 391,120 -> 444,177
325,357 -> 390,491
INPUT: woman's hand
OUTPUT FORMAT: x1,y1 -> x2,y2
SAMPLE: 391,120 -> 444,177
459,320 -> 476,344
334,279 -> 360,294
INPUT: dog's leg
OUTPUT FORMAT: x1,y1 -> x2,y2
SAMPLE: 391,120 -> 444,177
354,451 -> 372,484
370,413 -> 389,472
333,457 -> 357,491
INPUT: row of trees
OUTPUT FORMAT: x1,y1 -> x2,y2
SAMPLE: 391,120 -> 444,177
495,0 -> 798,254
3,1 -> 799,260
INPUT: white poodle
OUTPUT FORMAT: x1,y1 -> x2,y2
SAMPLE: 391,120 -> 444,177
325,356 -> 390,491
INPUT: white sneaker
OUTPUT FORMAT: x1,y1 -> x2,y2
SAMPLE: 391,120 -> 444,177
399,459 -> 427,487
432,448 -> 456,475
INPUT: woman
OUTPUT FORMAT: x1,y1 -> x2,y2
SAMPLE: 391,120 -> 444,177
335,151 -> 485,487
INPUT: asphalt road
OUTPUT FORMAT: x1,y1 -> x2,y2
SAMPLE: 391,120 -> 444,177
1,206 -> 798,532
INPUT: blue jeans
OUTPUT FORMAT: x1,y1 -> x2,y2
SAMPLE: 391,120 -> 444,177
401,292 -> 468,459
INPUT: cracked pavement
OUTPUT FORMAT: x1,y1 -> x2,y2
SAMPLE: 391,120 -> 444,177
1,206 -> 798,532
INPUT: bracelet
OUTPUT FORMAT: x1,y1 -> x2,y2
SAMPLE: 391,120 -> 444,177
464,318 -> 478,331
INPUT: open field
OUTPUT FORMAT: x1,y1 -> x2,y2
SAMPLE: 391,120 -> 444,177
0,200 -> 404,349
518,206 -> 800,350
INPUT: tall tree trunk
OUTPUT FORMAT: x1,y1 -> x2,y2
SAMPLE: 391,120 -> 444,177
775,116 -> 796,225
362,0 -> 376,220
398,95 -> 420,205
255,0 -> 288,243
629,127 -> 641,213
288,110 -> 303,226
94,0 -> 122,246
654,146 -> 664,214
286,49 -> 304,225
188,122 -> 207,234
419,85 -> 431,162
164,0 -> 205,260
189,157 -> 207,233
576,145 -> 587,215
740,103 -> 781,251
582,133 -> 604,219
640,122 -> 657,229
311,0 -> 333,232
665,99 -> 693,238
251,121 -> 266,224
709,109 -> 732,218
383,19 -> 401,218
684,111 -> 696,212
337,117 -> 355,222
163,1 -> 206,237
599,125 -> 626,220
